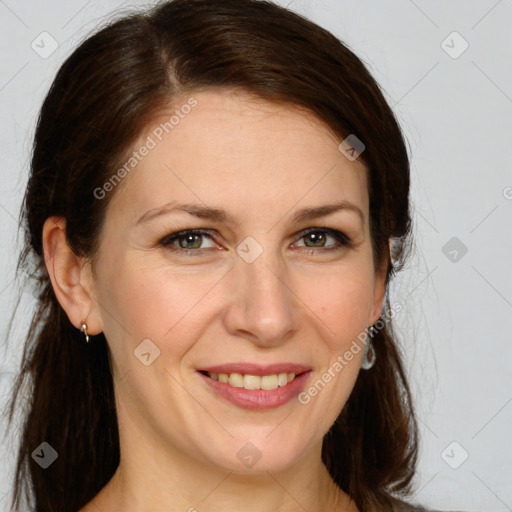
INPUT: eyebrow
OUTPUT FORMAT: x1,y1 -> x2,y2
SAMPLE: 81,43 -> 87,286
135,200 -> 364,226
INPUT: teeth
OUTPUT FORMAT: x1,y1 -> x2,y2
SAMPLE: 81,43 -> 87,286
244,374 -> 261,390
277,372 -> 288,387
207,371 -> 297,389
228,373 -> 244,388
260,374 -> 278,390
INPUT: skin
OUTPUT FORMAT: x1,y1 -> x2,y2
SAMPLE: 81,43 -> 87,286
43,89 -> 387,512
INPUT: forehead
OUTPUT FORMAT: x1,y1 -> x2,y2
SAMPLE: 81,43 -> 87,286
104,89 -> 369,225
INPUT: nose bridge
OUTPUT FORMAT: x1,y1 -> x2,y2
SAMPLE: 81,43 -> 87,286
227,241 -> 297,344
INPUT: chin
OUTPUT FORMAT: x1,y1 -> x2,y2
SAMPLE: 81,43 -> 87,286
204,430 -> 316,474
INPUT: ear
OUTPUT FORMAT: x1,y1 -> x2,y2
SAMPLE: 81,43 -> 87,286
42,216 -> 103,335
369,242 -> 390,325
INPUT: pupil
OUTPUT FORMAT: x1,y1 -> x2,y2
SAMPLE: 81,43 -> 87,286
180,234 -> 201,249
307,232 -> 325,247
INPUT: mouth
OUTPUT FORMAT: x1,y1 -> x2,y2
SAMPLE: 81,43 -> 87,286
196,364 -> 312,410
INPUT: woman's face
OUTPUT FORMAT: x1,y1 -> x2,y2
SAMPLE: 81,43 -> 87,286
87,90 -> 386,474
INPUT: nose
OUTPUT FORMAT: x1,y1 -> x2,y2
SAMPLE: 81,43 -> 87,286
222,247 -> 298,347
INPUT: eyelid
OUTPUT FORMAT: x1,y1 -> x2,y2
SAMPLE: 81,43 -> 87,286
290,233 -> 352,260
292,227 -> 353,248
159,227 -> 352,253
159,229 -> 219,251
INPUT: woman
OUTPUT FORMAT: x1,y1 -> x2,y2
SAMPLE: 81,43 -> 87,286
6,0 -> 435,510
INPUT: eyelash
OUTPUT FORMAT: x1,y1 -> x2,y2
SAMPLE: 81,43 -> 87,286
158,227 -> 353,255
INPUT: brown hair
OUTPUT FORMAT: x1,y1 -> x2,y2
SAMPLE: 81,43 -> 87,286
5,1 -> 421,511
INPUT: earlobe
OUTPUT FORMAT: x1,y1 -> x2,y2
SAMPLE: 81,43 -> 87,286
42,216 -> 102,336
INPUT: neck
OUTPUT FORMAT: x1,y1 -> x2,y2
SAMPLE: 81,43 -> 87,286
94,463 -> 355,512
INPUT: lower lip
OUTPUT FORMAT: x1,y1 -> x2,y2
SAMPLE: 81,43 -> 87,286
198,371 -> 311,410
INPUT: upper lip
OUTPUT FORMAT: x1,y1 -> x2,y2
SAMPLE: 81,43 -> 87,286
198,363 -> 312,376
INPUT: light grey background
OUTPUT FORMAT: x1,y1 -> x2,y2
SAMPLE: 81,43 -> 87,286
1,1 -> 511,511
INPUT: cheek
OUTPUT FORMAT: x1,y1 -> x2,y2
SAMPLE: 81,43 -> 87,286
96,244 -> 376,371
96,255 -> 227,366
294,267 -> 374,431
296,262 -> 376,345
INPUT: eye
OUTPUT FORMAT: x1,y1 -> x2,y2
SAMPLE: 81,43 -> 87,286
160,229 -> 217,251
159,227 -> 352,255
294,228 -> 352,251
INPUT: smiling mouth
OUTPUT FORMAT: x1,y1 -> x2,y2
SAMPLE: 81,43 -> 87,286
199,370 -> 299,390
